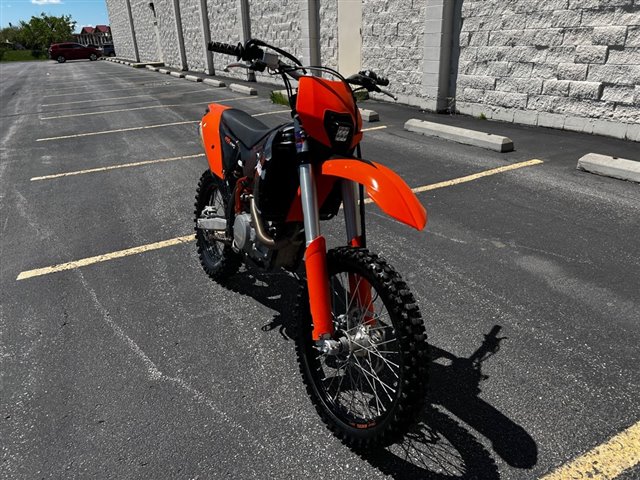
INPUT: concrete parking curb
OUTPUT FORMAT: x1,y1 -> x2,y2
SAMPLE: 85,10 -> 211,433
404,118 -> 514,152
146,66 -> 159,72
170,71 -> 186,79
158,68 -> 170,74
359,108 -> 379,122
203,79 -> 225,87
185,75 -> 203,82
229,83 -> 257,95
577,153 -> 640,183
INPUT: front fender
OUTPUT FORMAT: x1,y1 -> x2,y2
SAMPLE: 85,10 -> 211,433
322,158 -> 427,230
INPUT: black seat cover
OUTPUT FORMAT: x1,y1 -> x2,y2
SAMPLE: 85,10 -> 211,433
221,109 -> 275,149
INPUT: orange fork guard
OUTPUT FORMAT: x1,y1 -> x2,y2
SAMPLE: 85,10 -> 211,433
306,236 -> 334,341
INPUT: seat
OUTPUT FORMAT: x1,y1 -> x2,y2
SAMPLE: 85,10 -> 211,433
221,109 -> 276,149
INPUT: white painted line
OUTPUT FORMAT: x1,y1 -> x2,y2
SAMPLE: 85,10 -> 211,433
41,88 -> 210,107
40,96 -> 260,120
577,153 -> 640,183
229,83 -> 257,95
362,125 -> 387,132
16,235 -> 195,281
36,121 -> 199,142
359,108 -> 379,122
44,82 -> 176,98
404,118 -> 514,153
252,110 -> 290,117
30,154 -> 205,181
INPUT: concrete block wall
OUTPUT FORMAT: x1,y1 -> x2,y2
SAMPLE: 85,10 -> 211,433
106,0 -> 136,60
320,0 -> 338,71
155,0 -> 182,68
455,0 -> 640,139
207,0 -> 244,79
362,0 -> 427,102
249,0 -> 303,85
131,0 -> 158,62
181,1 -> 206,72
104,0 -> 639,140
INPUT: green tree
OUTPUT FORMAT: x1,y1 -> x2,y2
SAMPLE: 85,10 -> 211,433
16,13 -> 76,51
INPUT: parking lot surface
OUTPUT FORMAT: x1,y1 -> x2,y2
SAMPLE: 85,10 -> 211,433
1,60 -> 639,479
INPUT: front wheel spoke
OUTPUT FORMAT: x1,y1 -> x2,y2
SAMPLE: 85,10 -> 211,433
352,356 -> 396,402
353,354 -> 382,416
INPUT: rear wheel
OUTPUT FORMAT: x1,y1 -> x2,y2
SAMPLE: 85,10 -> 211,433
56,56 -> 66,63
296,247 -> 428,449
89,53 -> 97,61
194,170 -> 241,281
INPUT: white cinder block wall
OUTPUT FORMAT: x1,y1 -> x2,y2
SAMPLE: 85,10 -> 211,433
105,0 -> 639,140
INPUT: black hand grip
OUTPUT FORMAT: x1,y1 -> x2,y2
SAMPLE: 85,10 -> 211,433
376,75 -> 390,87
208,41 -> 243,58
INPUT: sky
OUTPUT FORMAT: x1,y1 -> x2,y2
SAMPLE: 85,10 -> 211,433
0,0 -> 109,33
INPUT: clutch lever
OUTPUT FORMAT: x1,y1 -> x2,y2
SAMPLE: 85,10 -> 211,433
376,87 -> 398,101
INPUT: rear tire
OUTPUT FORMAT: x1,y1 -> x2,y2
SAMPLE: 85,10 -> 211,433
295,247 -> 428,449
194,170 -> 241,282
57,56 -> 66,63
89,53 -> 97,61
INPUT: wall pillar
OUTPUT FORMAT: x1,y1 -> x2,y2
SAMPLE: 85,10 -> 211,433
198,0 -> 214,74
237,0 -> 255,81
300,0 -> 320,70
172,0 -> 188,70
124,0 -> 139,62
422,0 -> 455,112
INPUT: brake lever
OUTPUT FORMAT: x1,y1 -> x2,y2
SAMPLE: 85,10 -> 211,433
223,62 -> 252,72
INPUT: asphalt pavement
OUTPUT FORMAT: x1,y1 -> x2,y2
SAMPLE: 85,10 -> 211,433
1,59 -> 639,479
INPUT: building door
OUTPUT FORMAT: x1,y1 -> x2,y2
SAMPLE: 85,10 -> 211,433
337,0 -> 362,76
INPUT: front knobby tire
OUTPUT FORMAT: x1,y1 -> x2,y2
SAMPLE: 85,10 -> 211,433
295,247 -> 428,449
194,170 -> 241,282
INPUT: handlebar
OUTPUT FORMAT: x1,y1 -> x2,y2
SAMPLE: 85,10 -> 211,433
208,41 -> 264,62
208,39 -> 392,97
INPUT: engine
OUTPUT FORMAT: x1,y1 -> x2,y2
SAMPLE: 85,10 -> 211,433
232,213 -> 270,264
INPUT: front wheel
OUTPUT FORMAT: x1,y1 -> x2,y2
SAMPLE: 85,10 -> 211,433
295,247 -> 428,449
89,53 -> 97,61
56,56 -> 66,63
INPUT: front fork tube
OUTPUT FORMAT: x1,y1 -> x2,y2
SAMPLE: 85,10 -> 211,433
342,180 -> 374,324
300,164 -> 334,341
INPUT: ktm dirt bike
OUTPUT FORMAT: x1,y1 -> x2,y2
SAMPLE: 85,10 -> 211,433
195,39 -> 428,448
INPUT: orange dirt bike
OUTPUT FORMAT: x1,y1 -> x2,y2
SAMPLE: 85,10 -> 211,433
195,39 -> 428,448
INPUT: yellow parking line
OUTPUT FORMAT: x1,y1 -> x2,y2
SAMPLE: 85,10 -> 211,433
16,235 -> 195,281
30,154 -> 205,181
362,159 -> 543,204
540,421 -> 640,480
412,158 -> 544,193
17,159 -> 544,280
40,96 -> 260,120
36,121 -> 199,142
41,88 -> 208,107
